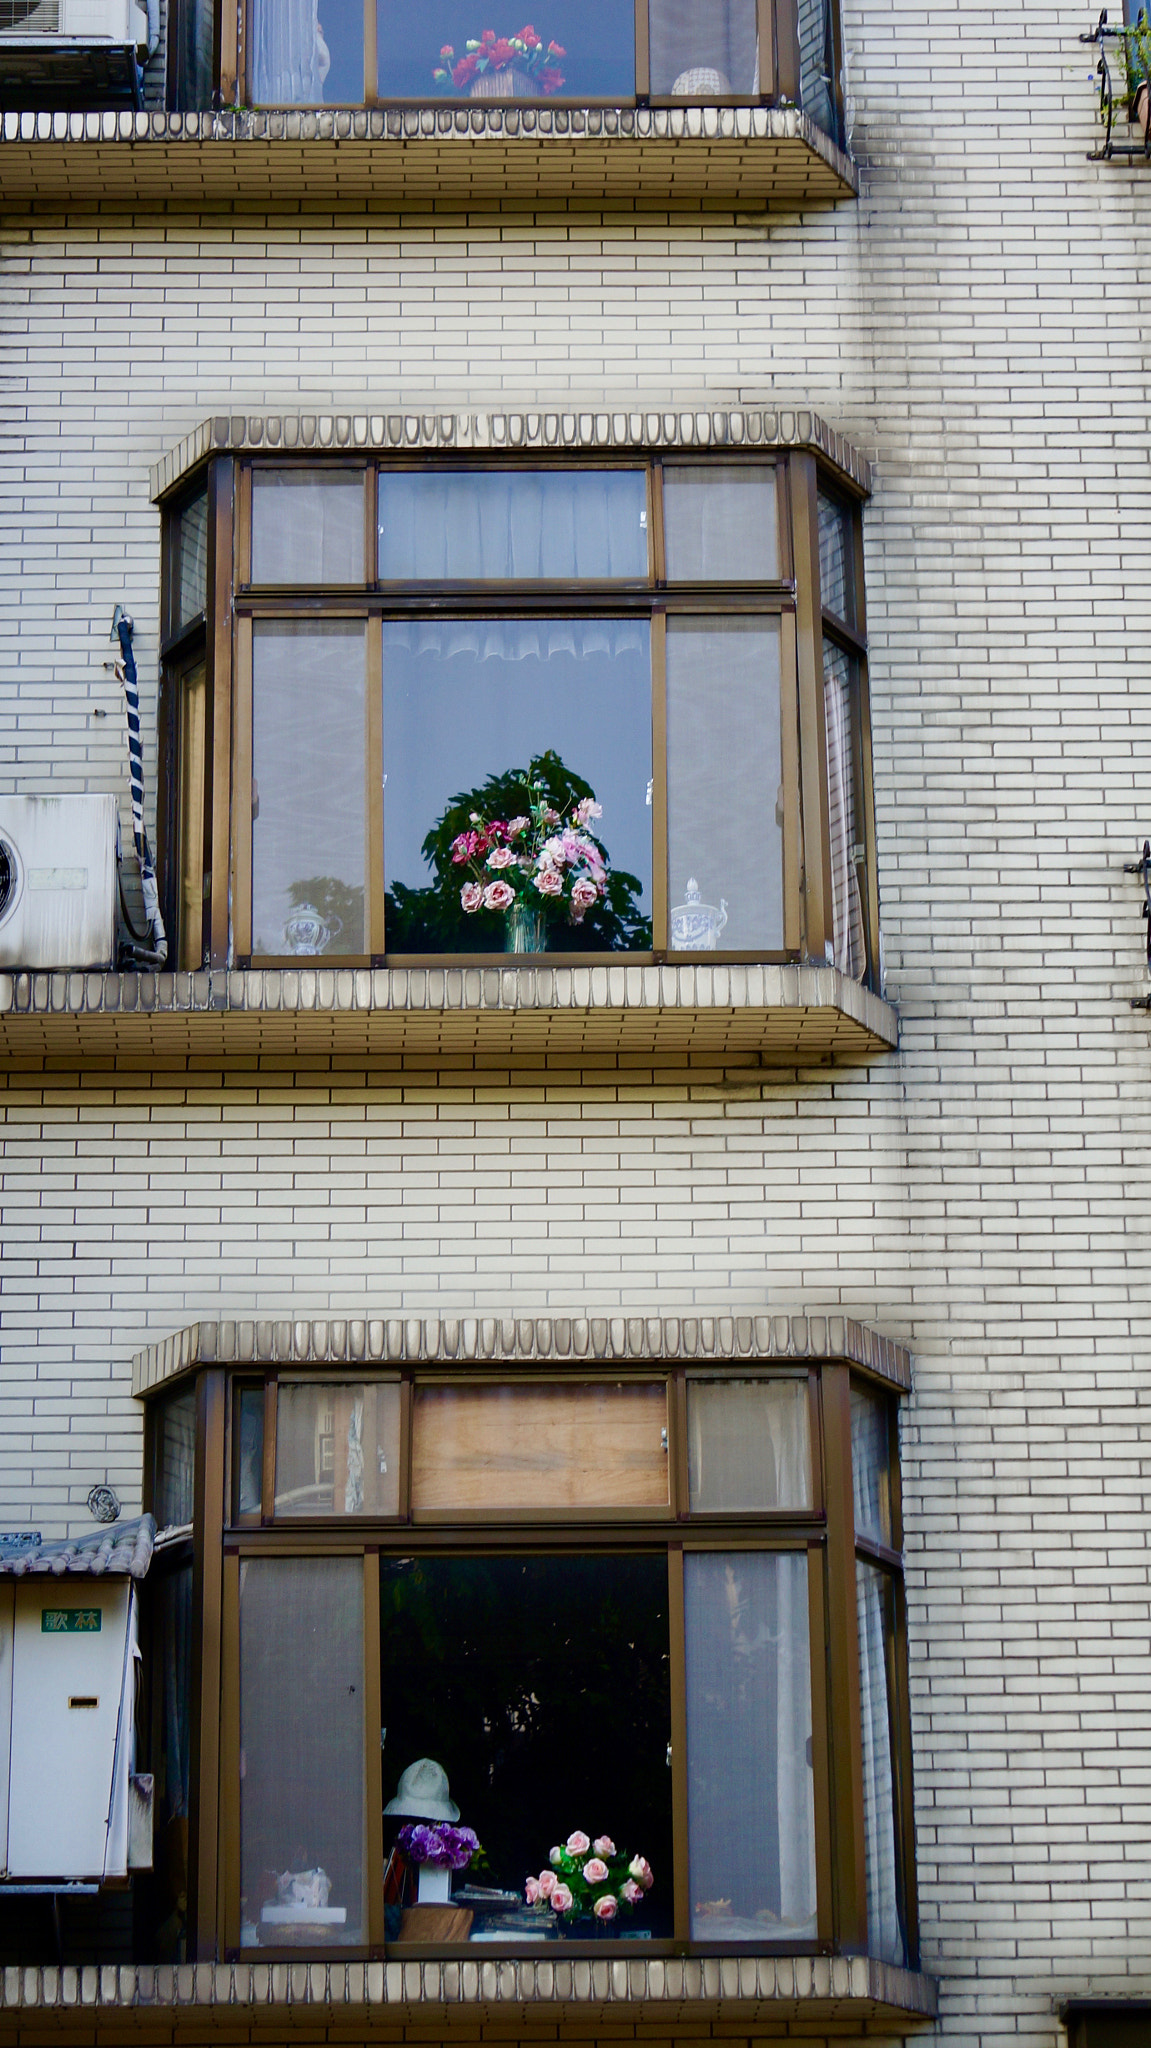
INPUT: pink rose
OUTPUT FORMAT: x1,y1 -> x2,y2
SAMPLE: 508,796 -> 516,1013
550,1883 -> 573,1912
537,1870 -> 557,1898
533,867 -> 563,896
573,797 -> 603,826
525,1877 -> 540,1905
450,832 -> 472,864
460,882 -> 483,913
549,1846 -> 564,1867
570,878 -> 598,914
593,1836 -> 615,1858
593,1894 -> 618,1921
507,815 -> 529,838
565,1832 -> 591,1857
486,845 -> 515,869
582,1857 -> 609,1884
628,1856 -> 653,1890
482,879 -> 516,910
620,1879 -> 642,1904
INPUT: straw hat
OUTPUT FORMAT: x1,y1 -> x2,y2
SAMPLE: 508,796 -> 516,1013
383,1758 -> 460,1822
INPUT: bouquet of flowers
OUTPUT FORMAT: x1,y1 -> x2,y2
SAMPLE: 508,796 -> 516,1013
450,776 -> 609,932
433,25 -> 565,94
396,1822 -> 479,1872
525,1831 -> 654,1924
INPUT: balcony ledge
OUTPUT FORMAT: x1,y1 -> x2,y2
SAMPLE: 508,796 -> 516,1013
0,1954 -> 937,2041
0,102 -> 856,212
0,961 -> 898,1071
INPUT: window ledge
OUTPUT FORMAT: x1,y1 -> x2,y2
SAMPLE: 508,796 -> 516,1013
0,962 -> 898,1069
0,1955 -> 937,2035
0,103 -> 855,212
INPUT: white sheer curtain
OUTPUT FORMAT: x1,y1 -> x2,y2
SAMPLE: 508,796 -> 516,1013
684,1551 -> 817,1941
648,0 -> 759,95
250,0 -> 324,104
687,1378 -> 812,1512
377,469 -> 649,583
381,617 -> 648,662
823,641 -> 866,979
856,1563 -> 904,1965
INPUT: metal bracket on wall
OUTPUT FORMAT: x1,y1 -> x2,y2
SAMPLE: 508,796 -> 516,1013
1124,838 -> 1151,1007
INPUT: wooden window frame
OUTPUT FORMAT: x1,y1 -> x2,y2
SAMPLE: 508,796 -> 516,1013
162,451 -> 876,981
149,1358 -> 913,1969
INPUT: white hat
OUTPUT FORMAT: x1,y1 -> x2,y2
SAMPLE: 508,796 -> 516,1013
383,1757 -> 460,1822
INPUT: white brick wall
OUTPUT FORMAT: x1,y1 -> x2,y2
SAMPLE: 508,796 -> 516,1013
2,0 -> 1151,2037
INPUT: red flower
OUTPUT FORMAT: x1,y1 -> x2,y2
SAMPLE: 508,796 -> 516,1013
453,51 -> 479,83
547,40 -> 565,55
540,63 -> 564,89
492,38 -> 513,62
440,43 -> 454,55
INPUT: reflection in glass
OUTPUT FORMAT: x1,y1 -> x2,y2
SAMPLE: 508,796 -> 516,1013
665,618 -> 783,951
154,1386 -> 196,1528
377,0 -> 635,99
170,0 -> 214,110
235,1386 -> 264,1518
817,490 -> 852,623
684,1551 -> 815,1941
379,1553 -> 672,1937
378,468 -> 648,582
174,490 -> 208,630
850,1383 -> 893,1547
381,621 -> 652,953
252,470 -> 365,585
687,1378 -> 811,1511
648,0 -> 758,96
856,1562 -> 905,1964
240,1558 -> 365,1947
412,1382 -> 668,1511
798,0 -> 837,137
824,641 -> 866,980
275,1381 -> 401,1516
177,661 -> 207,973
153,1563 -> 193,1961
251,621 -> 366,956
250,0 -> 364,104
663,465 -> 778,584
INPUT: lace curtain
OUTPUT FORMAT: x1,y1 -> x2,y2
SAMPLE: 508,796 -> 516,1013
250,0 -> 325,105
824,640 -> 867,978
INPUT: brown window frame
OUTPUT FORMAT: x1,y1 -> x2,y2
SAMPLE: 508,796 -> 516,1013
159,450 -> 876,987
143,1357 -> 915,1971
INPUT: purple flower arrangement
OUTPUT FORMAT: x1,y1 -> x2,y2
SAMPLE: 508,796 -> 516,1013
396,1822 -> 479,1872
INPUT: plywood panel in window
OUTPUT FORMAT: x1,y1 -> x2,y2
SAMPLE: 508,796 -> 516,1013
411,1381 -> 669,1510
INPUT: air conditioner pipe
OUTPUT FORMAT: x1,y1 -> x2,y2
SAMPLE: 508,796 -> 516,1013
145,0 -> 159,56
111,605 -> 168,968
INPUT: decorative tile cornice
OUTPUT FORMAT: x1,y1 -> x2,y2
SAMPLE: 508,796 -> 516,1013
151,406 -> 872,502
0,1953 -> 938,2032
132,1313 -> 913,1398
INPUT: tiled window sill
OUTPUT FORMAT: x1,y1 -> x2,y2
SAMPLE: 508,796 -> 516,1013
0,962 -> 898,1069
0,103 -> 855,211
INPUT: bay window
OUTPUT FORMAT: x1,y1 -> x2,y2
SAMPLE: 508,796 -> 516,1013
142,1345 -> 916,1967
159,446 -> 877,985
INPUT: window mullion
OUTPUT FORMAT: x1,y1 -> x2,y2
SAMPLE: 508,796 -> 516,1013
820,1362 -> 867,1949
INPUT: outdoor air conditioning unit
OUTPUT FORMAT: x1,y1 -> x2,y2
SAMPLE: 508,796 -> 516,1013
0,1 -> 148,45
0,795 -> 118,971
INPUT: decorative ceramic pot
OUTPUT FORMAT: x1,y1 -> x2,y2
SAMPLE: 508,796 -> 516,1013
469,67 -> 533,98
282,904 -> 341,954
505,901 -> 545,953
670,877 -> 728,951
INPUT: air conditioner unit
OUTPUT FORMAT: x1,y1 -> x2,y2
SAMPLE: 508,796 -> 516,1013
0,1 -> 147,47
0,795 -> 118,971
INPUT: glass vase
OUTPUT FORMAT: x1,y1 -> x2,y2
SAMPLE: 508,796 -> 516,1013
505,902 -> 545,955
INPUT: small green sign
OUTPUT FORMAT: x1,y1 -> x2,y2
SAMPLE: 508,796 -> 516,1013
41,1608 -> 101,1633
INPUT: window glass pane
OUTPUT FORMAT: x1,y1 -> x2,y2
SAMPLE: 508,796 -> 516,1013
817,490 -> 853,624
798,0 -> 836,136
251,621 -> 367,957
240,1557 -> 365,1947
824,640 -> 867,980
666,618 -> 782,952
412,1382 -> 668,1511
687,1378 -> 811,1511
251,470 -> 365,585
275,1380 -> 401,1517
377,0 -> 634,98
379,1553 -> 672,1938
154,1386 -> 196,1528
648,0 -> 758,94
684,1551 -> 816,1941
177,660 -> 207,973
235,1386 -> 264,1519
153,1562 -> 193,1962
381,618 -> 652,954
250,0 -> 364,104
173,489 -> 208,631
851,1383 -> 893,1547
856,1561 -> 905,1965
663,465 -> 778,582
378,469 -> 648,582
171,0 -> 214,109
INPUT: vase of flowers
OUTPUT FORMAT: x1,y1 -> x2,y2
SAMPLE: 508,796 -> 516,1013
433,26 -> 566,97
450,775 -> 609,953
397,1821 -> 479,1901
525,1832 -> 654,1931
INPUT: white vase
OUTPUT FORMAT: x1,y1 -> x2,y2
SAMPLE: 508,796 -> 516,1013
417,1863 -> 451,1903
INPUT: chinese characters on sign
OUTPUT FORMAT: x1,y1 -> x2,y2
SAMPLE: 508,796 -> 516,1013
41,1608 -> 102,1633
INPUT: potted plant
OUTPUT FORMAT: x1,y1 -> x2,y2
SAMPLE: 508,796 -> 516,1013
432,25 -> 566,98
524,1832 -> 654,1933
